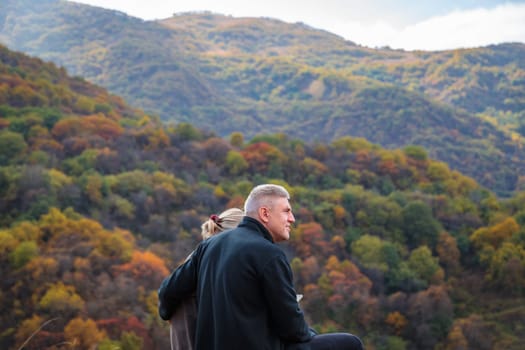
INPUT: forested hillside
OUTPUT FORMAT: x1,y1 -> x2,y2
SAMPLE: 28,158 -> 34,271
1,0 -> 524,196
1,45 -> 525,349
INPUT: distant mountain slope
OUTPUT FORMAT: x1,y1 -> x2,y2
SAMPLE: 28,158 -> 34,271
1,0 -> 524,195
0,0 -> 223,111
348,43 -> 525,116
0,43 -> 143,121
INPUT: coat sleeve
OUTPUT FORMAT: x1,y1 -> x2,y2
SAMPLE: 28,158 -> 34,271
261,253 -> 312,343
158,246 -> 201,320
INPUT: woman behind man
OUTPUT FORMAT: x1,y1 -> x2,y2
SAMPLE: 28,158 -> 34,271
160,184 -> 363,350
167,208 -> 244,350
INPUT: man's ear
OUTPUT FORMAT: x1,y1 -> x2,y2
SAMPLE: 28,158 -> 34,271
258,207 -> 270,223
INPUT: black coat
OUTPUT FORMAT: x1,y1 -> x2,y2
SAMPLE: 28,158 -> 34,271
158,216 -> 312,350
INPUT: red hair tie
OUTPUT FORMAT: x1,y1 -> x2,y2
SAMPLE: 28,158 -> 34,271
210,214 -> 222,228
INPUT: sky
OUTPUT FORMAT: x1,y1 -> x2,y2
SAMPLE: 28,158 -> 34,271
70,0 -> 525,51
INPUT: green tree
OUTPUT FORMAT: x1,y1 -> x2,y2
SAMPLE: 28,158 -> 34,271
9,240 -> 38,269
408,246 -> 444,285
403,145 -> 428,162
98,339 -> 122,350
225,150 -> 248,175
386,261 -> 425,292
173,122 -> 202,141
401,200 -> 441,249
351,234 -> 388,271
121,331 -> 143,350
0,130 -> 27,165
382,336 -> 407,350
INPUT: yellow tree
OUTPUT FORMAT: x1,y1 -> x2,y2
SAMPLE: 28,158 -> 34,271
14,314 -> 44,349
385,311 -> 408,336
442,323 -> 468,350
487,242 -> 525,294
229,132 -> 244,148
470,217 -> 519,250
64,317 -> 106,349
96,228 -> 135,261
38,282 -> 85,315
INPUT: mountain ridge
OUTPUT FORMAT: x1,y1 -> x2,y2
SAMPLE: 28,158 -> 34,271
0,0 -> 524,195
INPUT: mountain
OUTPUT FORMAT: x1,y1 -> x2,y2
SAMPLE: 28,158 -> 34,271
2,44 -> 525,350
1,0 -> 524,196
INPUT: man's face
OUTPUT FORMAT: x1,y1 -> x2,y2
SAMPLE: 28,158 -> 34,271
265,197 -> 295,242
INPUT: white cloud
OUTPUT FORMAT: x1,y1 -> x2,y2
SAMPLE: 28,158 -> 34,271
321,19 -> 399,47
70,1 -> 525,50
357,3 -> 525,50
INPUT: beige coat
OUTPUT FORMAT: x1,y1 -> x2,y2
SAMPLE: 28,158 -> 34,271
169,296 -> 197,350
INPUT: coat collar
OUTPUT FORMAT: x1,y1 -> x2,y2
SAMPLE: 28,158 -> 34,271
240,216 -> 275,243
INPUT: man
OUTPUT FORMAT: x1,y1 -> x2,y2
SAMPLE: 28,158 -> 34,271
159,184 -> 363,350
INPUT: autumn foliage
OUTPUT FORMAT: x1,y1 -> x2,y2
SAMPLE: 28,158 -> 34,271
1,44 -> 524,350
